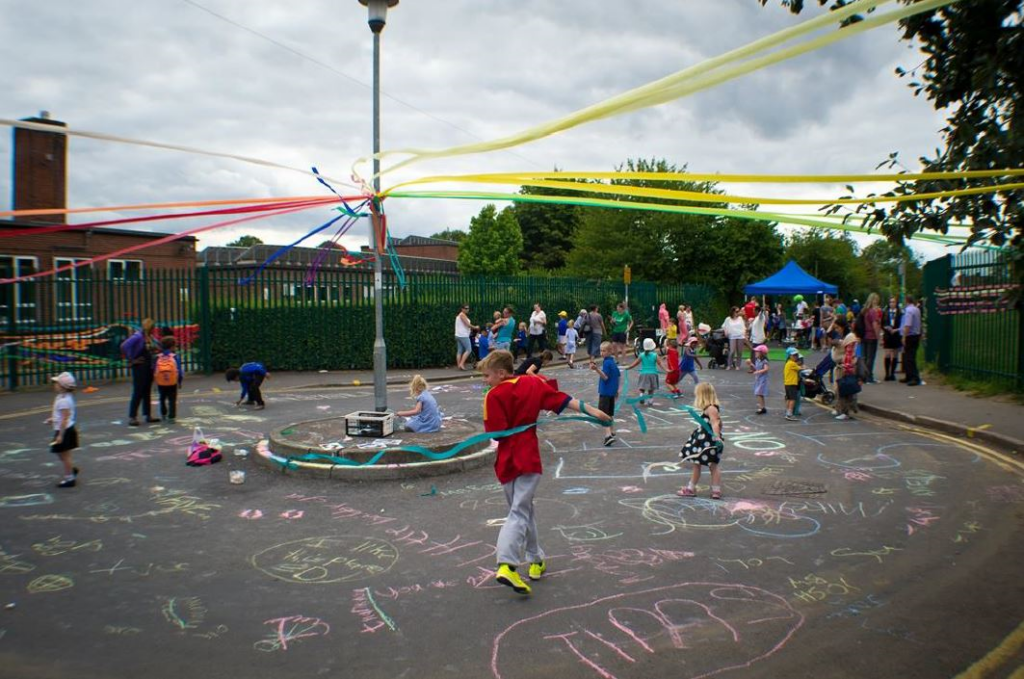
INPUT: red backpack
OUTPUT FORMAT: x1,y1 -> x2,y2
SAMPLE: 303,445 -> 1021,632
155,353 -> 178,387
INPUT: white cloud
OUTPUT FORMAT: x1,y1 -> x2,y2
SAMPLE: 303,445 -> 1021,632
0,0 -> 952,262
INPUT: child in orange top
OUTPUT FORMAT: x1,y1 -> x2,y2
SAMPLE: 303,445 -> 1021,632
479,350 -> 611,595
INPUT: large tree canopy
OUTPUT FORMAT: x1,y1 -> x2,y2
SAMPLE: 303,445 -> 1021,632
514,179 -> 582,272
565,159 -> 784,300
763,0 -> 1022,258
457,204 -> 523,276
784,230 -> 867,300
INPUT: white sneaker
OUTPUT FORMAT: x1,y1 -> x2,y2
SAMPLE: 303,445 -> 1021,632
835,414 -> 849,421
830,409 -> 838,416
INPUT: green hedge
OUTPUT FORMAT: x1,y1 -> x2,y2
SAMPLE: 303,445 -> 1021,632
210,282 -> 718,371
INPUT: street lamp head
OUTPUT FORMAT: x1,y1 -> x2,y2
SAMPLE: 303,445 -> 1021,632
359,0 -> 398,34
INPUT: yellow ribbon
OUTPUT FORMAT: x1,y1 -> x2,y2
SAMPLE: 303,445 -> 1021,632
363,0 -> 958,179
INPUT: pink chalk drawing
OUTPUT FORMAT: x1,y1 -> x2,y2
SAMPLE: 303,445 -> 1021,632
239,509 -> 263,520
492,583 -> 803,679
279,510 -> 305,520
253,615 -> 330,652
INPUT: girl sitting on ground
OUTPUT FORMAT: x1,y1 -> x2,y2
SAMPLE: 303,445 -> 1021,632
395,374 -> 442,433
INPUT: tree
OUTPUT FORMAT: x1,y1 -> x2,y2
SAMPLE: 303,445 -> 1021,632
565,158 -> 784,298
784,231 -> 867,300
683,217 -> 786,302
514,179 -> 582,271
763,1 -> 1023,258
457,205 -> 523,276
430,228 -> 468,243
227,235 -> 263,247
860,240 -> 922,299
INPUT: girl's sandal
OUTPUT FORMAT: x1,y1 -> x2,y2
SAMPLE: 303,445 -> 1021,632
710,490 -> 722,500
676,487 -> 697,497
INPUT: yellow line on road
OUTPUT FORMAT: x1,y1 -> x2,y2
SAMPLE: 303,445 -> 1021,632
953,619 -> 1024,679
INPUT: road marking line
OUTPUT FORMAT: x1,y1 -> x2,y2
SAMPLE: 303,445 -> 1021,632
953,619 -> 1024,679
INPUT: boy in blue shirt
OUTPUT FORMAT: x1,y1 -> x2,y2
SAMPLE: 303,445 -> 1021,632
226,362 -> 269,409
556,311 -> 569,359
478,324 -> 492,360
591,341 -> 621,446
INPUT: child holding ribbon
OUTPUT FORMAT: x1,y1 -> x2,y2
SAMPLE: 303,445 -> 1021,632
478,350 -> 611,596
677,383 -> 725,500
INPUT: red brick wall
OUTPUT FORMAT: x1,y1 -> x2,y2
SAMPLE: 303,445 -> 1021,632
392,244 -> 458,261
13,121 -> 67,224
0,225 -> 196,272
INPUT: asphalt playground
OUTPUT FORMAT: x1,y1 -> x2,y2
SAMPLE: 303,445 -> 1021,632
1,361 -> 1022,678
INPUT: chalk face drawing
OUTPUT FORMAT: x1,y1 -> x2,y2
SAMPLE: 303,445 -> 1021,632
492,582 -> 803,679
251,536 -> 398,584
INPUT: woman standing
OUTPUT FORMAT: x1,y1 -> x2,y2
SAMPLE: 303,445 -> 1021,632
454,304 -> 478,370
722,307 -> 747,371
658,303 -> 670,340
859,293 -> 883,383
881,296 -> 903,381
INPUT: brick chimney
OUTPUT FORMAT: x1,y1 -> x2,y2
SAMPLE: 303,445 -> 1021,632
13,111 -> 67,224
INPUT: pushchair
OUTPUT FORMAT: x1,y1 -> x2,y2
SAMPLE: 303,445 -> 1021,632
632,324 -> 664,356
706,330 -> 729,369
800,354 -> 836,405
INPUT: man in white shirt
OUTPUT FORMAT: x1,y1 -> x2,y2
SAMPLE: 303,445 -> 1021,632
527,302 -> 548,357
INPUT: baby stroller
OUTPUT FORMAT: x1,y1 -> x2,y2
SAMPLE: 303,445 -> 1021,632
706,330 -> 729,369
800,358 -> 836,405
632,325 -> 664,357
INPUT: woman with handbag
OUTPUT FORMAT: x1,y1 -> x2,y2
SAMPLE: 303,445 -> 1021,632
833,317 -> 861,421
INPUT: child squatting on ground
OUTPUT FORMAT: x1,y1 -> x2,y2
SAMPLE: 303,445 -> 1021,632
395,374 -> 442,433
48,371 -> 80,488
591,341 -> 621,447
677,382 -> 725,500
226,362 -> 269,409
478,350 -> 612,595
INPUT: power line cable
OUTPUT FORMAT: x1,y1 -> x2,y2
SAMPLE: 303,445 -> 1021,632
180,0 -> 542,170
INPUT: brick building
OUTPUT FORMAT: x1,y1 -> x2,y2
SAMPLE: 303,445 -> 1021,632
2,113 -> 196,328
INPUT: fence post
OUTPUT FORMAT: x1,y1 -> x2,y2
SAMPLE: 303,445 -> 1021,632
6,294 -> 17,391
922,255 -> 950,369
197,267 -> 212,374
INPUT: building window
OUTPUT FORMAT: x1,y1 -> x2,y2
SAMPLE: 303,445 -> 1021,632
0,255 -> 38,326
108,259 -> 144,282
54,258 -> 93,323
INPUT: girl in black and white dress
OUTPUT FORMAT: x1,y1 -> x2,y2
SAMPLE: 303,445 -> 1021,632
677,382 -> 725,499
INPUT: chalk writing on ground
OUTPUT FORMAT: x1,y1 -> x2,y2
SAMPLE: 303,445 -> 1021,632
253,615 -> 330,652
492,582 -> 803,679
251,536 -> 399,584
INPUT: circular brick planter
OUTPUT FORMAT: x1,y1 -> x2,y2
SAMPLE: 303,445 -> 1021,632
254,416 -> 493,480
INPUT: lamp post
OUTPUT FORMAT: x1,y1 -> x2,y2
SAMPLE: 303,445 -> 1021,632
358,0 -> 398,413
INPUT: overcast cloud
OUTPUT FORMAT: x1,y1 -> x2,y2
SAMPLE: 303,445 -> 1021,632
0,0 -> 951,261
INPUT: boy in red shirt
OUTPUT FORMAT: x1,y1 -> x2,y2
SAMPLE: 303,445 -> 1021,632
479,350 -> 611,595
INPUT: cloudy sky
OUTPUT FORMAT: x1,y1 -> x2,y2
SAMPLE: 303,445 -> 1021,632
1,0 -> 953,261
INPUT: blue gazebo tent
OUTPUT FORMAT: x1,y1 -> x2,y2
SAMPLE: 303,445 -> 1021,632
743,260 -> 838,295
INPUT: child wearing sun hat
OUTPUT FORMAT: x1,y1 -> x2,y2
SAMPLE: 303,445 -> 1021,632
48,372 -> 80,488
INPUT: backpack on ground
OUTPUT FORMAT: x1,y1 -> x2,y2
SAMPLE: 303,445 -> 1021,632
155,353 -> 178,387
186,427 -> 222,466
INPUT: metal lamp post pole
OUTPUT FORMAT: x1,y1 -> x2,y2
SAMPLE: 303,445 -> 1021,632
359,0 -> 398,413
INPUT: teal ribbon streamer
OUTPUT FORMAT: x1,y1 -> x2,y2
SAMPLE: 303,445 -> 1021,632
272,414 -> 607,470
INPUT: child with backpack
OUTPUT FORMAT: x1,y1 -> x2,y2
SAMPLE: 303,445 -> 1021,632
153,336 -> 184,421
